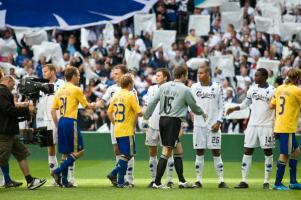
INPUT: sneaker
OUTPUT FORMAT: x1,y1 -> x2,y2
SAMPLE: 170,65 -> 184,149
152,183 -> 170,189
69,178 -> 78,187
124,182 -> 135,188
50,171 -> 62,187
218,182 -> 229,188
106,174 -> 117,186
116,184 -> 130,188
50,178 -> 59,187
27,178 -> 47,190
3,180 -> 23,188
273,184 -> 290,191
194,181 -> 202,188
62,182 -> 76,188
263,183 -> 269,189
166,181 -> 174,188
179,182 -> 195,189
148,181 -> 154,188
234,182 -> 248,189
289,183 -> 301,190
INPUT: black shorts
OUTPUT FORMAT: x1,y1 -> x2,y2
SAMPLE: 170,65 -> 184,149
159,116 -> 181,148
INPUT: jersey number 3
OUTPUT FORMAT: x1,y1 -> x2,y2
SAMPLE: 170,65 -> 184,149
278,96 -> 285,115
114,103 -> 125,122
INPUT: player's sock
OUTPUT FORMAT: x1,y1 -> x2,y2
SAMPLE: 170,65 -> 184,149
167,156 -> 174,183
241,154 -> 252,183
264,155 -> 273,183
213,156 -> 224,184
68,162 -> 75,182
149,156 -> 157,182
62,168 -> 68,186
115,155 -> 121,163
126,157 -> 134,184
174,154 -> 186,183
54,155 -> 75,175
195,155 -> 204,183
275,160 -> 286,186
25,175 -> 33,184
117,159 -> 128,185
155,155 -> 168,185
0,164 -> 12,183
289,159 -> 297,184
48,155 -> 58,172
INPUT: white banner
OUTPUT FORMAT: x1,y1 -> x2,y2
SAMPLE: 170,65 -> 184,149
188,15 -> 210,36
103,23 -> 115,46
221,11 -> 243,32
220,2 -> 241,12
124,48 -> 142,70
282,14 -> 296,23
210,55 -> 235,77
32,41 -> 65,68
134,13 -> 156,35
152,30 -> 176,52
186,58 -> 209,70
254,16 -> 273,33
258,3 -> 281,23
0,62 -> 26,77
0,38 -> 17,56
279,23 -> 301,41
195,0 -> 226,8
225,103 -> 250,119
257,58 -> 280,75
80,28 -> 90,49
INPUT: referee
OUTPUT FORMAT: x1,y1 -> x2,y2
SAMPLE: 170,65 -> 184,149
144,66 -> 207,189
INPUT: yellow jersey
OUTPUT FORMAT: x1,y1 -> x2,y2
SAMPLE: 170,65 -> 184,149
107,89 -> 141,138
52,82 -> 88,120
271,83 -> 301,133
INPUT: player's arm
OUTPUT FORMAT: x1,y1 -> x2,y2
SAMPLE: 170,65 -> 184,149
269,95 -> 276,109
107,101 -> 115,125
51,96 -> 59,128
226,89 -> 252,115
130,95 -> 143,117
144,87 -> 160,119
212,86 -> 224,132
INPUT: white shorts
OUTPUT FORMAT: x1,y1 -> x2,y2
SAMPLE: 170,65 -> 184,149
110,123 -> 117,145
193,127 -> 221,149
244,126 -> 275,149
145,127 -> 161,146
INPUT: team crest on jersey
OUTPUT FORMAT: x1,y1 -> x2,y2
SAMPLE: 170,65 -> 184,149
251,91 -> 270,102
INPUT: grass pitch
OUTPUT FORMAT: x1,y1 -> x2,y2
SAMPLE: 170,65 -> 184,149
1,160 -> 300,200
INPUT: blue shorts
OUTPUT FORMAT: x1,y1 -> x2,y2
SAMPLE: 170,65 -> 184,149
277,133 -> 299,155
116,135 -> 136,158
58,117 -> 84,154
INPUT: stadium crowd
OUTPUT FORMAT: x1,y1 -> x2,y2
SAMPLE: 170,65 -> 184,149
0,0 -> 301,133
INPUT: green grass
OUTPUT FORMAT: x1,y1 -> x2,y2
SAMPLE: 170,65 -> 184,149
1,160 -> 301,200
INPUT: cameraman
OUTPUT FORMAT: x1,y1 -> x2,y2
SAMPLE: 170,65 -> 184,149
36,64 -> 67,186
0,75 -> 46,190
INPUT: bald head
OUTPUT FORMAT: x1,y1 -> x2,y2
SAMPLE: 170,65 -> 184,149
0,75 -> 15,91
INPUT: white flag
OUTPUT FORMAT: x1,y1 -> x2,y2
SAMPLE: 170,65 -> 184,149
188,15 -> 210,36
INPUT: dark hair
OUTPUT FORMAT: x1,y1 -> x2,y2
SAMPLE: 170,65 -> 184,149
256,68 -> 268,79
113,64 -> 128,74
156,68 -> 171,82
198,64 -> 212,75
173,66 -> 188,79
64,67 -> 78,81
120,74 -> 133,88
43,64 -> 56,72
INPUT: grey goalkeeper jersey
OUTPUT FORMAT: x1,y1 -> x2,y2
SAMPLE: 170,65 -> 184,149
144,81 -> 205,121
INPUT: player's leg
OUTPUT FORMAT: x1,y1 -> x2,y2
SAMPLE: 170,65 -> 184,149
48,144 -> 58,185
154,146 -> 173,187
166,156 -> 174,187
193,126 -> 206,188
288,134 -> 301,189
262,148 -> 273,189
273,133 -> 290,190
148,145 -> 158,186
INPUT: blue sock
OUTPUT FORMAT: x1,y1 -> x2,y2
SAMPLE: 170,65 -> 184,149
1,165 -> 12,183
110,164 -> 119,177
62,169 -> 68,185
55,155 -> 75,175
117,159 -> 128,185
289,159 -> 297,184
275,160 -> 286,186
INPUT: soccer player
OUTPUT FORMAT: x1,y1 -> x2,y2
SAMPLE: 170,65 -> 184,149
270,68 -> 301,190
226,68 -> 275,189
99,65 -> 137,186
51,67 -> 96,187
144,68 -> 174,187
36,64 -> 66,186
190,65 -> 228,188
144,66 -> 207,189
106,74 -> 143,188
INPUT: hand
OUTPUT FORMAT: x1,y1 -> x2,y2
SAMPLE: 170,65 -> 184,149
211,122 -> 221,133
202,113 -> 208,122
28,104 -> 37,114
141,119 -> 149,132
226,107 -> 236,115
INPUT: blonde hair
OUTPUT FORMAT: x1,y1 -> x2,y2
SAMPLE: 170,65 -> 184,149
285,68 -> 301,85
120,74 -> 133,89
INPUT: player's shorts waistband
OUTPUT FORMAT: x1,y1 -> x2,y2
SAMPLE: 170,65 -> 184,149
60,117 -> 77,121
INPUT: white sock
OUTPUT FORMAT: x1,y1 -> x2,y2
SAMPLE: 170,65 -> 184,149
149,156 -> 157,182
264,155 -> 273,184
126,157 -> 134,184
116,155 -> 121,163
0,168 -> 3,186
241,154 -> 252,183
48,155 -> 58,172
195,155 -> 204,183
68,162 -> 75,181
167,156 -> 174,183
213,156 -> 224,184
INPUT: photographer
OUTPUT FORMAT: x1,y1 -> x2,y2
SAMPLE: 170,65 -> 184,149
0,75 -> 46,190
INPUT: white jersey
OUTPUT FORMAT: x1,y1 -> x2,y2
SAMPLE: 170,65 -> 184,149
191,81 -> 224,128
144,84 -> 160,130
102,84 -> 139,104
239,84 -> 275,126
36,79 -> 65,130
